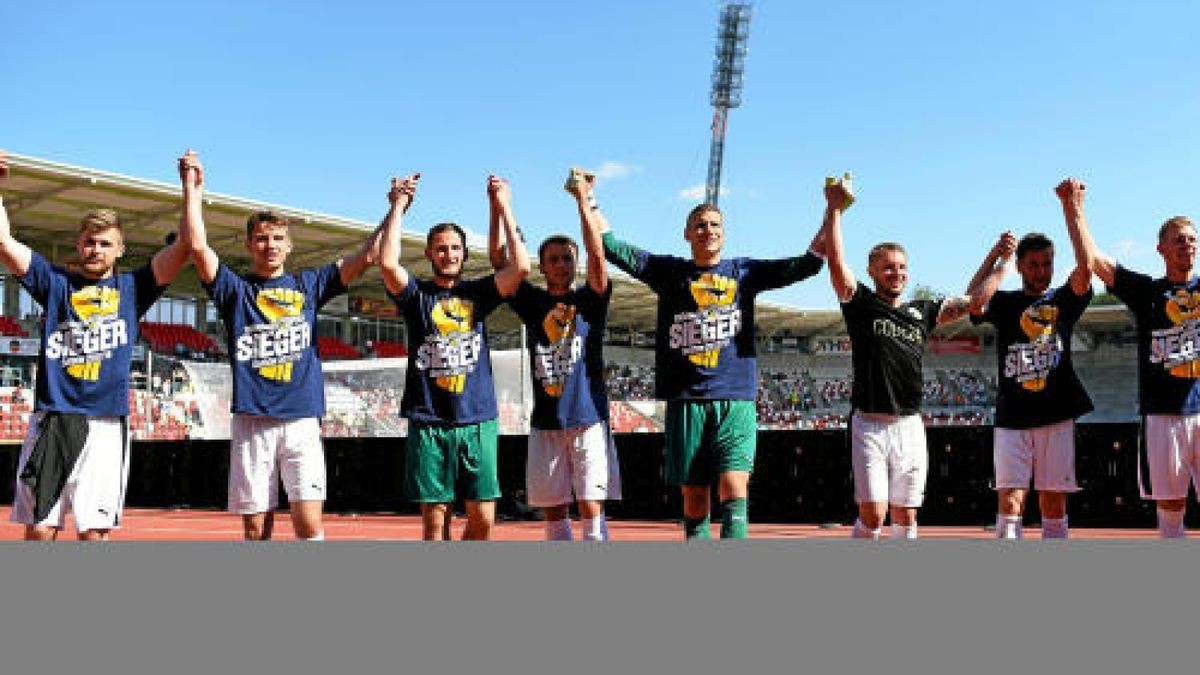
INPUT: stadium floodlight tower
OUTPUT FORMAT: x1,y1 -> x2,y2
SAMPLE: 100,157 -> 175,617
705,2 -> 751,207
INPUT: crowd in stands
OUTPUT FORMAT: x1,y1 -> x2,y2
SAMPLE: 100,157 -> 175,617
604,364 -> 655,401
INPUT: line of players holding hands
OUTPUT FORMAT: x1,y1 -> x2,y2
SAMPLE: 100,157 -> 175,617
1,148 -> 1197,541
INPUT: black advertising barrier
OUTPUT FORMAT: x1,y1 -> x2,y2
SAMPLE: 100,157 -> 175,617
0,424 -> 1193,528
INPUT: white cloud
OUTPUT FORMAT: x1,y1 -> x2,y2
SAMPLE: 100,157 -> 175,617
593,161 -> 640,182
677,184 -> 731,201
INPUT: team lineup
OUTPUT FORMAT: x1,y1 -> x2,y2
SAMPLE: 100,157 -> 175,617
2,149 -> 1199,541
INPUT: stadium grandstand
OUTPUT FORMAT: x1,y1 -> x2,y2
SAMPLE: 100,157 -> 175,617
0,153 -> 1163,528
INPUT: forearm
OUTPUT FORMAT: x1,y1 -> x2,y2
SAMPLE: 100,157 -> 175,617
0,200 -> 32,276
1063,204 -> 1114,286
824,207 -> 855,300
600,231 -> 644,277
487,203 -> 505,271
578,200 -> 608,290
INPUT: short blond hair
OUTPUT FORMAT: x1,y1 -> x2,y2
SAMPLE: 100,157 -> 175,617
1158,216 -> 1195,243
78,209 -> 122,237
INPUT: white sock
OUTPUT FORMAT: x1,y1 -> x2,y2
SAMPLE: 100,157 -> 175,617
1041,517 -> 1068,540
996,514 -> 1023,539
582,514 -> 606,541
851,518 -> 881,540
891,523 -> 918,539
301,531 -> 325,541
1156,508 -> 1187,539
545,518 -> 573,541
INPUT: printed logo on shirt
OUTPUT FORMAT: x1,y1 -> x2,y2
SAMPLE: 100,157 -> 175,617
669,273 -> 741,368
234,289 -> 310,383
871,317 -> 923,345
1004,304 -> 1063,392
416,297 -> 481,394
46,286 -> 127,382
1150,288 -> 1200,378
534,303 -> 582,398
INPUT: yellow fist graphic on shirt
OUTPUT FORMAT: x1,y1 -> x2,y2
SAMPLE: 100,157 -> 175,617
431,297 -> 475,394
1163,289 -> 1200,378
681,273 -> 739,368
1016,304 -> 1060,392
65,286 -> 121,381
538,303 -> 578,397
255,289 -> 305,382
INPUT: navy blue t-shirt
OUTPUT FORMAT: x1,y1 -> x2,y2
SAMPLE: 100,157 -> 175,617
205,263 -> 345,418
508,280 -> 611,430
20,252 -> 165,416
603,232 -> 824,401
971,284 -> 1094,428
391,276 -> 504,425
1109,266 -> 1200,414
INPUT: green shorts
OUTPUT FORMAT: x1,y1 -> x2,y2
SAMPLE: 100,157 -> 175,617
404,419 -> 500,503
664,400 -> 758,487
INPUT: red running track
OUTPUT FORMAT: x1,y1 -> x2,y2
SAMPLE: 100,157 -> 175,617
0,507 -> 1160,541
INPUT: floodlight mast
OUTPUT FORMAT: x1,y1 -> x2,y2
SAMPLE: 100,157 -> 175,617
705,3 -> 751,207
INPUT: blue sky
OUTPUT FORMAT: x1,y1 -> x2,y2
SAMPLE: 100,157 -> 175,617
3,0 -> 1199,309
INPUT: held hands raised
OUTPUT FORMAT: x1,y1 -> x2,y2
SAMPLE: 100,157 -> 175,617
178,149 -> 204,190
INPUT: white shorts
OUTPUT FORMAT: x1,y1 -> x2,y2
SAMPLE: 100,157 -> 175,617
10,412 -> 131,533
526,421 -> 623,507
993,419 -> 1079,493
850,411 -> 928,508
228,415 -> 326,514
1139,414 -> 1200,501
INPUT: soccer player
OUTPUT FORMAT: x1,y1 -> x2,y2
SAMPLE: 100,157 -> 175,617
823,178 -> 1012,539
1,148 -> 194,540
380,175 -> 530,540
187,150 -> 398,540
497,169 -> 621,541
968,223 -> 1094,539
600,186 -> 829,540
1060,177 -> 1200,538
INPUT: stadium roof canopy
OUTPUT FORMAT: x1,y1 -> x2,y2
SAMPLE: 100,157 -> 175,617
0,153 -> 1135,337
0,152 -> 850,335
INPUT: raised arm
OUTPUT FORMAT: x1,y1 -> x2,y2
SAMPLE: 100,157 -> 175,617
938,232 -> 1015,325
150,149 -> 202,286
177,150 -> 220,285
487,192 -> 505,271
964,231 -> 1016,316
487,176 -> 531,298
0,150 -> 33,277
1056,177 -> 1112,289
379,176 -> 417,296
824,179 -> 857,302
340,172 -> 419,287
566,168 -> 608,293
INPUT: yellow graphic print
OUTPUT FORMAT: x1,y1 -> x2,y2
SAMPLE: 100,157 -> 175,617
687,273 -> 737,368
1164,289 -> 1200,378
66,287 -> 121,381
255,289 -> 305,382
540,303 -> 578,397
1017,304 -> 1059,392
431,297 -> 475,394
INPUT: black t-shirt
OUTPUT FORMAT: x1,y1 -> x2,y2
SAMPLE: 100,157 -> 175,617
841,282 -> 940,415
1109,266 -> 1200,414
971,285 -> 1094,428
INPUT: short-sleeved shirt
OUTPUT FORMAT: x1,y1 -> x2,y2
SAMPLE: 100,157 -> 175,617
391,276 -> 504,425
971,285 -> 1094,429
1109,266 -> 1200,414
841,282 -> 940,415
205,263 -> 345,419
20,252 -> 165,416
602,232 -> 824,401
508,280 -> 611,430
